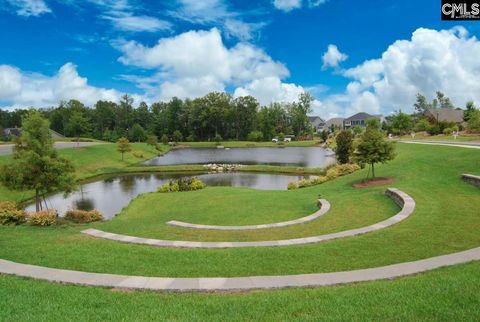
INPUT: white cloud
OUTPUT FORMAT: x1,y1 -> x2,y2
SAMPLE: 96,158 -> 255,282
4,0 -> 51,16
341,26 -> 480,114
0,65 -> 22,99
170,0 -> 262,41
321,44 -> 348,70
102,13 -> 172,32
314,26 -> 480,120
0,63 -> 123,108
234,77 -> 305,105
273,0 -> 302,12
117,28 -> 291,101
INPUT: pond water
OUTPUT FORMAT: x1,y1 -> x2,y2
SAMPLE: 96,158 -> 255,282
144,147 -> 335,167
26,172 -> 314,219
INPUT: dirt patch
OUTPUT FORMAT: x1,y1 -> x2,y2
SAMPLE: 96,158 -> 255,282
352,177 -> 394,188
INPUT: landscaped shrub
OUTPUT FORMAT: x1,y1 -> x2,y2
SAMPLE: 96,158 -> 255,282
247,131 -> 263,142
27,210 -> 57,226
0,201 -> 26,225
64,209 -> 104,223
288,164 -> 360,190
158,178 -> 206,193
132,151 -> 144,158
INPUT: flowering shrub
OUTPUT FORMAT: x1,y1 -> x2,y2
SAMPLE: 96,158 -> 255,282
288,163 -> 360,190
158,177 -> 206,193
65,209 -> 104,223
0,201 -> 26,225
27,210 -> 57,226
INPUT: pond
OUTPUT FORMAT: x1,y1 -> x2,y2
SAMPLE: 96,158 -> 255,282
26,172 -> 314,219
144,147 -> 335,167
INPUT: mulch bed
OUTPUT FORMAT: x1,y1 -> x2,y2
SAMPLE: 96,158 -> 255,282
352,177 -> 394,188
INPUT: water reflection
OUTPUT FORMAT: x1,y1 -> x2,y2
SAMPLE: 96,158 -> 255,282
26,172 -> 313,219
144,147 -> 335,167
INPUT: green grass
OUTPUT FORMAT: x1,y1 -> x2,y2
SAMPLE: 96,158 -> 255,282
0,143 -> 165,202
398,134 -> 480,142
177,140 -> 321,148
0,144 -> 478,278
1,261 -> 479,321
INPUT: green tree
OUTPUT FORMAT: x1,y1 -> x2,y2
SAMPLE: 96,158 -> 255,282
320,130 -> 328,142
117,137 -> 132,161
464,101 -> 477,122
354,119 -> 396,178
172,130 -> 183,142
289,92 -> 313,136
146,134 -> 158,147
0,111 -> 76,211
467,110 -> 480,133
389,110 -> 413,135
335,130 -> 353,164
128,123 -> 147,142
413,93 -> 431,114
65,111 -> 91,143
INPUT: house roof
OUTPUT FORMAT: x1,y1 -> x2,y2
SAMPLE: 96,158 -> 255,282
424,108 -> 464,123
308,116 -> 325,123
325,117 -> 344,126
345,112 -> 375,121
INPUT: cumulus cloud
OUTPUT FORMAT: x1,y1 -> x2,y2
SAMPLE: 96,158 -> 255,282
273,0 -> 302,12
4,0 -> 51,17
314,26 -> 480,119
321,44 -> 348,70
117,28 -> 293,101
234,77 -> 305,105
0,63 -> 123,108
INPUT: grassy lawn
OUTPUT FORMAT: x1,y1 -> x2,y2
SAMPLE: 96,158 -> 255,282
0,143 -> 478,278
177,140 -> 321,148
398,133 -> 480,142
1,261 -> 479,321
0,143 -> 165,202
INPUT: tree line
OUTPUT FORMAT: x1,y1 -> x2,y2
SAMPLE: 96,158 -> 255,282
0,92 -> 315,142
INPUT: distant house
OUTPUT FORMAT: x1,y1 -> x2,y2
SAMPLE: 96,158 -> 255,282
325,117 -> 345,131
424,108 -> 464,123
308,116 -> 326,133
343,112 -> 383,129
2,128 -> 21,139
1,128 -> 65,139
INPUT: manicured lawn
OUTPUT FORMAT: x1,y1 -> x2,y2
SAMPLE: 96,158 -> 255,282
0,143 -> 478,278
0,143 -> 166,202
1,261 -> 479,321
177,140 -> 321,148
398,134 -> 480,142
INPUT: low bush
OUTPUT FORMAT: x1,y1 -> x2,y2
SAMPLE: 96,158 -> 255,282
0,201 -> 26,225
27,210 -> 57,226
132,151 -> 144,158
64,209 -> 103,223
288,163 -> 360,190
158,177 -> 206,193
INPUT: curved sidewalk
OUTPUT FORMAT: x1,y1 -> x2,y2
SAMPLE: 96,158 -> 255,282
82,188 -> 415,249
1,247 -> 479,291
167,199 -> 330,230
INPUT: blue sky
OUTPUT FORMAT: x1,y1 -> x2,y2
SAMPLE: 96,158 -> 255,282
1,0 -> 479,118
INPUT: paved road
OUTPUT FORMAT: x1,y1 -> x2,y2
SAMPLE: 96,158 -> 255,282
0,141 -> 103,156
399,140 -> 480,149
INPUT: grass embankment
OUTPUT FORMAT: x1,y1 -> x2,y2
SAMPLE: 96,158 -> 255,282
0,144 -> 478,278
177,140 -> 321,148
0,143 -> 166,202
1,261 -> 479,320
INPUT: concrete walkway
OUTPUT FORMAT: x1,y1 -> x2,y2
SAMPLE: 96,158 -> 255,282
167,199 -> 330,230
0,141 -> 103,156
0,247 -> 479,291
82,188 -> 414,249
400,140 -> 480,149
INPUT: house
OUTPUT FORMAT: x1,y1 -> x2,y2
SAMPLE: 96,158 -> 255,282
308,116 -> 326,133
325,117 -> 345,131
424,108 -> 464,123
343,112 -> 383,129
2,127 -> 21,139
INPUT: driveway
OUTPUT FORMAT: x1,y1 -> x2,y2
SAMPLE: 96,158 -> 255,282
0,141 -> 103,156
